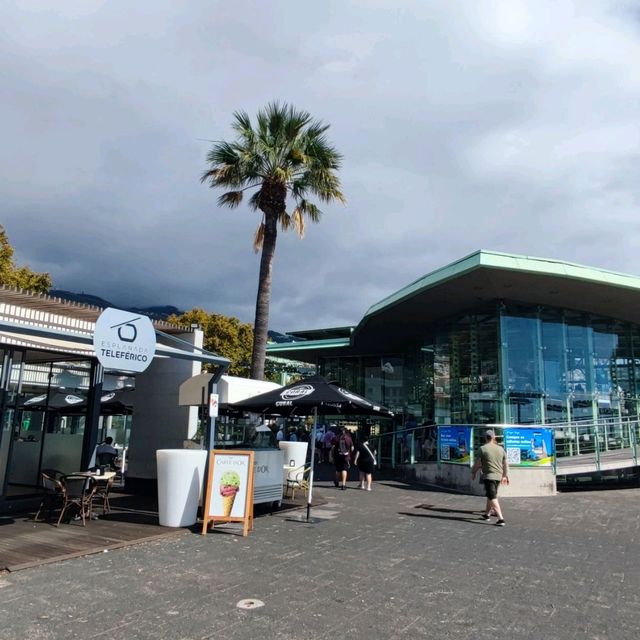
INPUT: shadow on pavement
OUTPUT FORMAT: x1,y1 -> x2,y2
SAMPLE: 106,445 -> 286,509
398,511 -> 488,526
414,505 -> 483,515
375,480 -> 461,494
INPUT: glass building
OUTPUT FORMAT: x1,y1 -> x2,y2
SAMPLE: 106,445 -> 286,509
267,251 -> 640,428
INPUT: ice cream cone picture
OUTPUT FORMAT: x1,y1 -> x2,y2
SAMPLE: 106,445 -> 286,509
220,470 -> 240,517
202,451 -> 255,537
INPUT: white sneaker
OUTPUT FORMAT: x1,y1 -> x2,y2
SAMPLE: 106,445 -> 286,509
366,487 -> 371,491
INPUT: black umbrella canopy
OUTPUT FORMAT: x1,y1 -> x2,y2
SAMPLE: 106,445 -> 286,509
230,374 -> 393,417
20,390 -> 87,411
99,389 -> 134,415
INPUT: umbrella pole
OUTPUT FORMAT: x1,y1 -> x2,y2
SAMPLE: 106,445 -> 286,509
306,407 -> 317,522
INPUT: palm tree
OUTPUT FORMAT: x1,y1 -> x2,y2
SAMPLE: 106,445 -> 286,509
201,102 -> 345,380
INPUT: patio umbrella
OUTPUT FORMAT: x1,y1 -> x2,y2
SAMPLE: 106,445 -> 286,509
231,374 -> 393,520
20,390 -> 87,411
231,374 -> 393,417
99,389 -> 134,415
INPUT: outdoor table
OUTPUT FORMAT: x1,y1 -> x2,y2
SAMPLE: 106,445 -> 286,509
74,471 -> 116,482
73,471 -> 117,517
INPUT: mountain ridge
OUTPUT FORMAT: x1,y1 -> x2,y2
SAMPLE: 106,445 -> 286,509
49,289 -> 300,343
50,289 -> 184,321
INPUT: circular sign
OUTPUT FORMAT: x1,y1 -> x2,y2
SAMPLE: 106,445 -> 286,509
93,307 -> 156,373
281,384 -> 315,400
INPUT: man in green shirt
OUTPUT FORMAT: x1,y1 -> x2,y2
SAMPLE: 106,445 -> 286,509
471,429 -> 509,526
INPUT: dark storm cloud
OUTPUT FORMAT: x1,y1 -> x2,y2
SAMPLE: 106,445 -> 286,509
2,0 -> 640,332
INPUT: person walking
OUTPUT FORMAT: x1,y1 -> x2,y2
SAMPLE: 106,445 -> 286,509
471,429 -> 509,526
331,426 -> 353,490
323,426 -> 336,461
353,432 -> 377,490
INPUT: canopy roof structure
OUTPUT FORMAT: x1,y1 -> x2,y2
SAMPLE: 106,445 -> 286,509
267,250 -> 640,359
0,286 -> 229,369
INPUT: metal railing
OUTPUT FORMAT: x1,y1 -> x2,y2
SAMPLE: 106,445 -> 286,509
370,417 -> 640,474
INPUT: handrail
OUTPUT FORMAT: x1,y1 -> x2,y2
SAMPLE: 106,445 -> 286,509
369,417 -> 640,473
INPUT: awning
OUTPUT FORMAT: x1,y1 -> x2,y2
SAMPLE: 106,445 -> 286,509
0,319 -> 230,368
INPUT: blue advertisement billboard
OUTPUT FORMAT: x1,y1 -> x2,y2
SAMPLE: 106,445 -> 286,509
438,426 -> 472,465
503,427 -> 554,467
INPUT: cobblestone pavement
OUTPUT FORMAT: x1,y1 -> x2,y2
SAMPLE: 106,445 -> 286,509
1,476 -> 639,640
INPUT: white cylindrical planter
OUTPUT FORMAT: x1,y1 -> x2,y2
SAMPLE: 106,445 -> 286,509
156,449 -> 207,527
279,441 -> 308,485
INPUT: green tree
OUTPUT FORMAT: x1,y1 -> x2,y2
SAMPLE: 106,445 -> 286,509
201,102 -> 345,380
0,225 -> 52,293
168,308 -> 254,377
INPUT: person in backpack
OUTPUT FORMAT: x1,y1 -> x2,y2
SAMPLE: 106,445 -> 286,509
353,431 -> 377,491
332,426 -> 353,490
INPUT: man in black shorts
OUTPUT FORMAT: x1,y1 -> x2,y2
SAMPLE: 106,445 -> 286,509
471,429 -> 509,526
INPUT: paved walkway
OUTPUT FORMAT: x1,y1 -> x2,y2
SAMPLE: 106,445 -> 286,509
1,478 -> 639,640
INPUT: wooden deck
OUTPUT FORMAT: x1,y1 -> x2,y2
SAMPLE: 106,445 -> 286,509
0,493 -> 185,572
0,489 -> 319,572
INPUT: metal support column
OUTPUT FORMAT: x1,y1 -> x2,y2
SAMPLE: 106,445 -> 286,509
81,361 -> 104,471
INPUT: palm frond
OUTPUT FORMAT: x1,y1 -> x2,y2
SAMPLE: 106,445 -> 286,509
304,121 -> 330,140
205,141 -> 240,167
253,221 -> 265,252
278,211 -> 292,231
217,191 -> 244,208
248,189 -> 262,211
290,207 -> 306,238
232,110 -> 253,136
297,199 -> 322,223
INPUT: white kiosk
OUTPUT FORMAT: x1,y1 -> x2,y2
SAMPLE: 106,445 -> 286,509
178,374 -> 285,508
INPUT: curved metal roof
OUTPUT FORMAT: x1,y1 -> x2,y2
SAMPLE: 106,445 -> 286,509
267,250 -> 640,360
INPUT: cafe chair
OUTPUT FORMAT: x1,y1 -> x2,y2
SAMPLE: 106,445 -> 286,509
96,452 -> 118,471
285,466 -> 311,501
93,474 -> 115,515
34,471 -> 65,523
57,475 -> 97,527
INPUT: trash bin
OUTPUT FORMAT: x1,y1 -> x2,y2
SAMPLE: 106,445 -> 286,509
156,449 -> 208,527
279,441 -> 308,486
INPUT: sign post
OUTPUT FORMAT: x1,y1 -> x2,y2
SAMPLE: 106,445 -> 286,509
202,450 -> 255,537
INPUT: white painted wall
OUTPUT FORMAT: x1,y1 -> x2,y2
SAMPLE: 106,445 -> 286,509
127,330 -> 203,480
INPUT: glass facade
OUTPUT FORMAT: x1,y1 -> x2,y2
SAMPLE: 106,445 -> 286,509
318,302 -> 640,426
0,351 -> 94,498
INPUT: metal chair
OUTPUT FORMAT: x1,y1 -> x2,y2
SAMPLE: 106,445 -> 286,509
96,452 -> 118,470
57,475 -> 97,527
34,471 -> 65,522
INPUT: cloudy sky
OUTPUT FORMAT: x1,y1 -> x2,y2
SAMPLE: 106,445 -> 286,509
2,0 -> 640,333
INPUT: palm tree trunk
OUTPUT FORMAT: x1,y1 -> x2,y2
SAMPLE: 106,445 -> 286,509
250,211 -> 278,380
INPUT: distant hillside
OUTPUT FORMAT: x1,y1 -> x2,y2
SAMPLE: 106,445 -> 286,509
49,289 -> 184,321
49,290 -> 305,338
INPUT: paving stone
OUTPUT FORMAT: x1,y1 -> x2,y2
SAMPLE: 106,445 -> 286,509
1,478 -> 640,639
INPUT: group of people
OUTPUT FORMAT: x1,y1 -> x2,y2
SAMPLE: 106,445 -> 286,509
326,426 -> 377,491
274,421 -> 510,523
326,425 -> 510,525
276,425 -> 311,443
